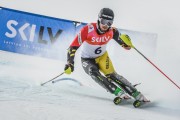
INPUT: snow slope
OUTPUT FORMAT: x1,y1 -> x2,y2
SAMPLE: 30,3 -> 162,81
0,51 -> 179,120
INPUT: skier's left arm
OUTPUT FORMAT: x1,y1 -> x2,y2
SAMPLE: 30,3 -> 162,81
112,28 -> 131,50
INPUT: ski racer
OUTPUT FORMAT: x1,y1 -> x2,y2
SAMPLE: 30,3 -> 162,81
64,8 -> 149,105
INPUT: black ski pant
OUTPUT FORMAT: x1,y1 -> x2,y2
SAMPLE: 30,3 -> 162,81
81,58 -> 119,94
81,57 -> 137,96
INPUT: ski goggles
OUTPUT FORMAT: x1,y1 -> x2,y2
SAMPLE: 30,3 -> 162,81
99,18 -> 113,27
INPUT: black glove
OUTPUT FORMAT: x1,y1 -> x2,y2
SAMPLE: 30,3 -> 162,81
121,43 -> 129,47
64,63 -> 74,74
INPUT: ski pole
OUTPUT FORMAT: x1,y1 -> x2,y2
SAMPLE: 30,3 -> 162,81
133,47 -> 180,90
41,72 -> 64,86
120,35 -> 180,90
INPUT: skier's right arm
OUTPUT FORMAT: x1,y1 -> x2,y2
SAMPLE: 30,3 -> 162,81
64,25 -> 88,74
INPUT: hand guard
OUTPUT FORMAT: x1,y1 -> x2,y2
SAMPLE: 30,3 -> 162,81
64,63 -> 74,74
120,34 -> 133,50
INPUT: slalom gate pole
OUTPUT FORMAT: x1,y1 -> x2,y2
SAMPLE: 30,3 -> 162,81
133,47 -> 180,90
41,72 -> 64,86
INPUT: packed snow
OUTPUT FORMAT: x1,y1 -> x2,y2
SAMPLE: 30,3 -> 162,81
0,51 -> 179,120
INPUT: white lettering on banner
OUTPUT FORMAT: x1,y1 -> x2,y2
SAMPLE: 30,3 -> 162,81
4,20 -> 62,44
91,36 -> 110,43
3,40 -> 49,52
19,23 -> 30,41
5,20 -> 18,38
29,25 -> 36,42
5,20 -> 36,41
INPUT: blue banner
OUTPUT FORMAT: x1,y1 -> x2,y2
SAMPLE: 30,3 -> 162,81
0,7 -> 86,60
0,7 -> 157,60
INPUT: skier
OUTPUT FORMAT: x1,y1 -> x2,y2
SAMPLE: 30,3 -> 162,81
64,8 -> 149,107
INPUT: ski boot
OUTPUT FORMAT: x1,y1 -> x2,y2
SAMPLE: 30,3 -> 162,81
132,92 -> 150,108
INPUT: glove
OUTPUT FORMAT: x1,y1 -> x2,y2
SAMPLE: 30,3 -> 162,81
64,63 -> 74,74
122,43 -> 131,50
